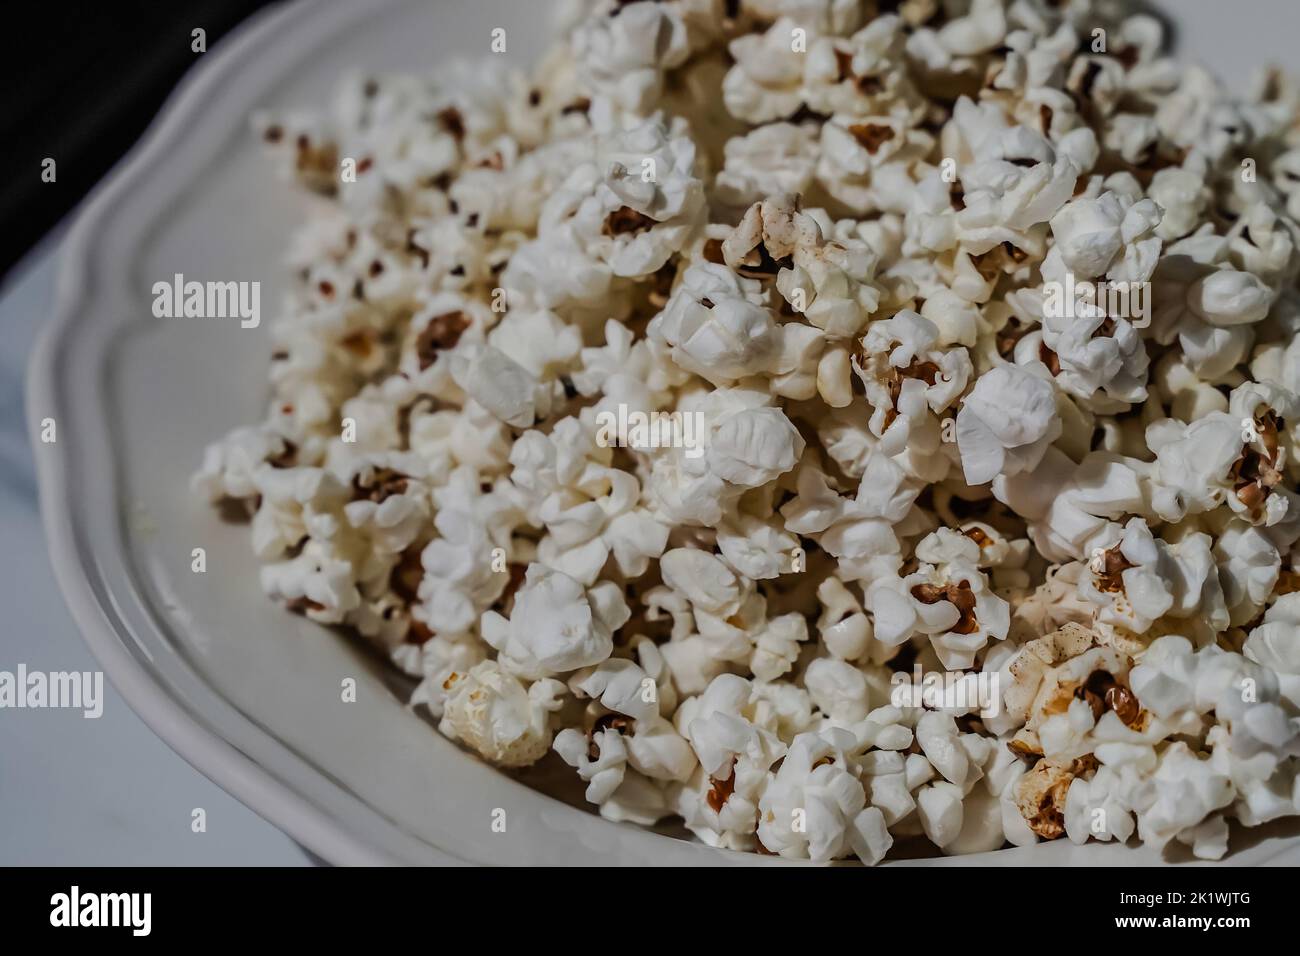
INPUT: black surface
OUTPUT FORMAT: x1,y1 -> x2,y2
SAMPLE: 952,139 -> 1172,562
0,866 -> 1279,934
0,1 -> 280,282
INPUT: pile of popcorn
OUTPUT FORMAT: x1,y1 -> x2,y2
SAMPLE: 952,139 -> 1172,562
194,0 -> 1300,863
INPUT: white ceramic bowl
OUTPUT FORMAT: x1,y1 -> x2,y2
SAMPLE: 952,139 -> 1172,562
28,0 -> 1300,865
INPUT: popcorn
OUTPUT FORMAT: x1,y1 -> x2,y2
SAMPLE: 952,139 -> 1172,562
1147,168 -> 1209,241
995,448 -> 1146,563
414,481 -> 515,634
852,310 -> 971,454
706,404 -> 805,487
804,657 -> 873,723
449,344 -> 548,429
677,675 -> 772,772
715,123 -> 820,209
260,538 -> 361,624
192,425 -> 295,504
915,711 -> 979,788
756,729 -> 888,863
1014,755 -> 1097,840
936,0 -> 1006,57
555,656 -> 697,808
871,532 -> 1011,670
648,262 -> 780,384
723,18 -> 807,125
1078,517 -> 1229,643
1214,520 -> 1281,626
408,632 -> 488,717
815,576 -> 875,661
1046,190 -> 1162,284
716,512 -> 801,580
554,725 -> 629,804
1148,382 -> 1299,528
956,363 -> 1060,485
1063,764 -> 1136,846
658,546 -> 736,610
441,660 -> 565,768
945,785 -> 1007,855
1036,291 -> 1150,407
480,564 -> 628,679
1149,237 -> 1265,380
1135,743 -> 1234,854
916,780 -> 965,849
341,455 -> 433,555
199,0 -> 1300,864
572,1 -> 690,115
509,415 -> 669,584
559,114 -> 706,278
1245,594 -> 1300,709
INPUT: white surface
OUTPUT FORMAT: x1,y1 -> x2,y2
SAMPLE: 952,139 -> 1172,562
18,0 -> 1300,866
0,241 -> 309,865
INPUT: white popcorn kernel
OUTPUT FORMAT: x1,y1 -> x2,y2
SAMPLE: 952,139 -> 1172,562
915,712 -> 972,788
624,716 -> 697,783
1188,269 -> 1273,328
1175,815 -> 1231,862
717,513 -> 800,581
722,18 -> 806,125
570,658 -> 659,722
804,658 -> 871,723
1135,743 -> 1235,852
681,673 -> 784,779
192,425 -> 294,504
757,730 -> 869,861
449,344 -> 544,428
482,564 -> 628,679
1244,594 -> 1300,709
750,612 -> 810,683
944,786 -> 1005,855
407,629 -> 488,708
573,1 -> 690,114
659,547 -> 743,617
706,405 -> 805,487
956,364 -> 1061,486
937,0 -> 1005,56
442,661 -> 564,768
554,726 -> 627,804
648,263 -> 779,384
916,781 -> 965,849
1148,168 -> 1209,241
1048,191 -> 1162,282
260,538 -> 361,624
1063,766 -> 1135,846
849,806 -> 893,866
816,577 -> 875,661
715,123 -> 819,209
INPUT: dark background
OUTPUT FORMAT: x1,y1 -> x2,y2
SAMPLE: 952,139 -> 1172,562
0,1 -> 280,283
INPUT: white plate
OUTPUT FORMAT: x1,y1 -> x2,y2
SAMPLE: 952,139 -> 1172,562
28,0 -> 1300,865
